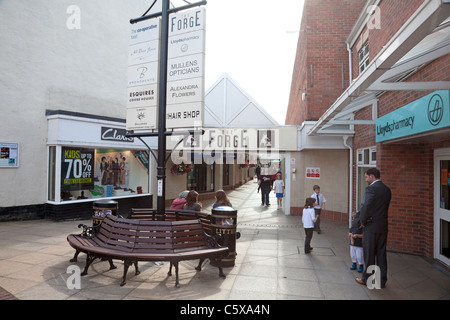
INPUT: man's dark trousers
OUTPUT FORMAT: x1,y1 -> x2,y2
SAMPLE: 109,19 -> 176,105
261,185 -> 271,205
362,230 -> 388,286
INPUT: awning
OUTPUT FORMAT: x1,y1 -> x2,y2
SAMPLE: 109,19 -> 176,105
308,0 -> 450,136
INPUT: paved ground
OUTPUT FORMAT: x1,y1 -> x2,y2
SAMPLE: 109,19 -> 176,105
0,181 -> 449,300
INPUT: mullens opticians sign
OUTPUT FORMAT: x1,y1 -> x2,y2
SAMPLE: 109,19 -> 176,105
166,7 -> 206,129
376,90 -> 450,143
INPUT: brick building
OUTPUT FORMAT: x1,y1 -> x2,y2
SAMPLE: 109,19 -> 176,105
287,0 -> 450,267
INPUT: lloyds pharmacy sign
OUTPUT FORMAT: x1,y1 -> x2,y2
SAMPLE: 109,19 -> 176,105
376,90 -> 450,143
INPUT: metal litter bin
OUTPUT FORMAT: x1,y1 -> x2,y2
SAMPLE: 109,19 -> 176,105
211,206 -> 239,267
93,200 -> 118,227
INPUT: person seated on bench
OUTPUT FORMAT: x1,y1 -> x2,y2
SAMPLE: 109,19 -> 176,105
183,190 -> 202,211
212,190 -> 232,208
170,190 -> 189,209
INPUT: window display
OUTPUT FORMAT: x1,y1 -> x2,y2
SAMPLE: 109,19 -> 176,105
440,160 -> 450,210
49,146 -> 149,202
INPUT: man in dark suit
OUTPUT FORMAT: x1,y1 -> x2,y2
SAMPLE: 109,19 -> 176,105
355,168 -> 391,288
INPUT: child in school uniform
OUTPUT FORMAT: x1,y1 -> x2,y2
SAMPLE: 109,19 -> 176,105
273,173 -> 285,209
349,211 -> 364,272
302,197 -> 318,254
311,185 -> 326,234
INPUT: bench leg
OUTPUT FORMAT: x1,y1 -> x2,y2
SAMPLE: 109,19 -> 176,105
216,258 -> 226,279
121,260 -> 131,286
168,262 -> 173,276
134,261 -> 140,276
173,261 -> 180,288
195,258 -> 205,272
81,254 -> 97,276
108,259 -> 117,270
70,250 -> 80,262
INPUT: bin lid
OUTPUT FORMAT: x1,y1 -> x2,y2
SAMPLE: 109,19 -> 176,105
93,200 -> 118,209
212,206 -> 236,213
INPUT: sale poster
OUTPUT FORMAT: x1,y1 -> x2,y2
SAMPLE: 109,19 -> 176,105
61,147 -> 95,191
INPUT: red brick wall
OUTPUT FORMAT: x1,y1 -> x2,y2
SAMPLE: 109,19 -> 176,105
353,54 -> 450,257
286,0 -> 366,125
351,0 -> 425,80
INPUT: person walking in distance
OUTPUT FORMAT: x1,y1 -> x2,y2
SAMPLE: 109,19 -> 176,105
355,168 -> 391,288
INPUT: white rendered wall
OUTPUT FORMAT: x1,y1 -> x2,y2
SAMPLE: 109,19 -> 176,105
0,0 -> 150,207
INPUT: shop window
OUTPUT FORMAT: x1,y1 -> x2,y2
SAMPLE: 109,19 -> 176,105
223,164 -> 230,186
356,146 -> 377,210
440,160 -> 450,210
50,146 -> 149,202
357,147 -> 376,166
48,146 -> 56,201
441,220 -> 450,260
359,41 -> 370,73
187,162 -> 215,193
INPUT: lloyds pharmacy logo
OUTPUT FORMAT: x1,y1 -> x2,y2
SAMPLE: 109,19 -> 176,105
428,94 -> 444,126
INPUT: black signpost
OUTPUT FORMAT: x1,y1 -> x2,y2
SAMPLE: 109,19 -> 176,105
128,0 -> 207,220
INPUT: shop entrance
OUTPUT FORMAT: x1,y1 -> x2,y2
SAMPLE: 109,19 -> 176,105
434,148 -> 450,267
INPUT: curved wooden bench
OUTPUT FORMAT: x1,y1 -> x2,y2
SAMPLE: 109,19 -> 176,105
67,215 -> 228,287
128,208 -> 212,234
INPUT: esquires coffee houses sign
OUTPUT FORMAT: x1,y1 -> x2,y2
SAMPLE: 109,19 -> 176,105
126,7 -> 206,131
126,18 -> 161,130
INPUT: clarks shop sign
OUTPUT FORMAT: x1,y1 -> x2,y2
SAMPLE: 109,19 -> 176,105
376,90 -> 450,143
101,127 -> 134,143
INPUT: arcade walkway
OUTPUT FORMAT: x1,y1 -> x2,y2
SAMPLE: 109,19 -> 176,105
0,181 -> 449,300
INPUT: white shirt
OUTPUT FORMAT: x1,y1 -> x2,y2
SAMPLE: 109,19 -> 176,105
302,207 -> 316,228
311,192 -> 326,209
273,180 -> 284,193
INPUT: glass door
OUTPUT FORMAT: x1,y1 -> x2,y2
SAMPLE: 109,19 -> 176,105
434,148 -> 450,267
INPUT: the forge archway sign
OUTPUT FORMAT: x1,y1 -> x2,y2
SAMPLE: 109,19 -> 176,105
126,2 -> 206,131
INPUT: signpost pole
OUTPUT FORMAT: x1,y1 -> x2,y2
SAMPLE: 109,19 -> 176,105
128,1 -> 207,221
156,0 -> 170,220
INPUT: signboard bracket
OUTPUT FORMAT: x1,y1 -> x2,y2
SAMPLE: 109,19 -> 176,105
130,0 -> 207,24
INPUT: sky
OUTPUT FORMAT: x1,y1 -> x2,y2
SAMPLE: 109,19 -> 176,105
172,0 -> 305,125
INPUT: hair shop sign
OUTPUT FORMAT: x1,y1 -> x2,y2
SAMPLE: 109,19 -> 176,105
101,127 -> 134,143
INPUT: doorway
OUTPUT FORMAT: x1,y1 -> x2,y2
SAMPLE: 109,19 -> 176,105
434,148 -> 450,267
